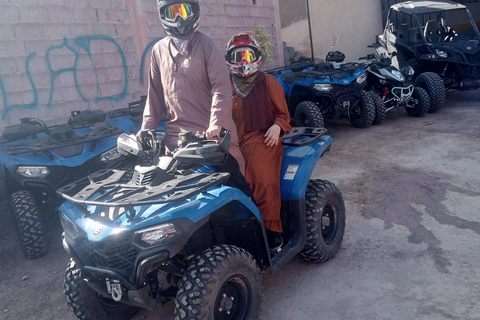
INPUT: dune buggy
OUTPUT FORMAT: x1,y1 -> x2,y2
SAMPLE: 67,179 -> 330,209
377,0 -> 480,112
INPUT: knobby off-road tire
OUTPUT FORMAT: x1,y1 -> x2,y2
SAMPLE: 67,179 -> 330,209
9,190 -> 47,259
349,90 -> 375,128
371,93 -> 386,125
406,87 -> 430,117
175,245 -> 263,320
64,259 -> 138,320
294,101 -> 325,128
299,179 -> 346,263
414,72 -> 445,113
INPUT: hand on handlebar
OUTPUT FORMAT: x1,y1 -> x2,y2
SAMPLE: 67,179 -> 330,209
206,124 -> 222,140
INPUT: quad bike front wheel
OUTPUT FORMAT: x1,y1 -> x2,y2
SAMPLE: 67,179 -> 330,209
371,93 -> 386,125
299,179 -> 346,263
64,259 -> 138,320
405,87 -> 430,117
9,190 -> 47,259
349,90 -> 375,128
175,245 -> 263,320
294,101 -> 324,128
414,72 -> 445,113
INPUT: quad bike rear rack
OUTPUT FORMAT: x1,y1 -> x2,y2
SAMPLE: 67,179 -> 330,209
1,124 -> 123,159
57,169 -> 230,220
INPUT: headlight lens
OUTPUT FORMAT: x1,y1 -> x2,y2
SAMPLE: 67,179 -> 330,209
16,166 -> 49,178
313,83 -> 332,91
402,66 -> 415,76
60,214 -> 80,239
101,147 -> 122,162
134,223 -> 181,247
435,49 -> 448,58
357,73 -> 367,84
391,70 -> 405,81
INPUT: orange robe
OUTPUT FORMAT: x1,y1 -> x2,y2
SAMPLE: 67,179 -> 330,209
232,74 -> 292,233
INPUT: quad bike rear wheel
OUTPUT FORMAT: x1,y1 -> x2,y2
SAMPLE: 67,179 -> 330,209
299,179 -> 346,262
349,90 -> 375,128
294,101 -> 324,128
405,87 -> 430,117
64,259 -> 138,320
175,245 -> 263,320
414,72 -> 445,113
371,93 -> 386,125
9,190 -> 47,259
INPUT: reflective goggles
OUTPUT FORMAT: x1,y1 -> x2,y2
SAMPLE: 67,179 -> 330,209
164,3 -> 194,22
230,49 -> 256,63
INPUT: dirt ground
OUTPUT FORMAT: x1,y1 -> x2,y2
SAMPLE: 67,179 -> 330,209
1,90 -> 479,320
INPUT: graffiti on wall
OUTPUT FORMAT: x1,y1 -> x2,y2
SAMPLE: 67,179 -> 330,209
0,36 -> 163,120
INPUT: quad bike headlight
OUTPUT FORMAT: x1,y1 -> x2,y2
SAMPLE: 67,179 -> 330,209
357,73 -> 367,84
435,49 -> 448,59
16,166 -> 49,178
101,147 -> 122,162
60,213 -> 80,240
313,83 -> 332,91
134,223 -> 181,247
391,70 -> 405,81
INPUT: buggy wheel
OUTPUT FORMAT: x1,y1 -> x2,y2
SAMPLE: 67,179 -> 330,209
299,179 -> 346,263
9,190 -> 47,259
349,90 -> 375,128
405,87 -> 430,117
64,259 -> 138,320
294,101 -> 324,128
175,245 -> 263,320
371,93 -> 386,125
414,72 -> 445,113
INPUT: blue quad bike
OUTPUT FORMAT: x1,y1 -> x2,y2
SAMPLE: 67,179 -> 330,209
57,127 -> 346,320
267,51 -> 377,129
0,109 -> 134,259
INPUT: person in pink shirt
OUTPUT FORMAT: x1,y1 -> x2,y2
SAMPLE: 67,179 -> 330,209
139,0 -> 250,194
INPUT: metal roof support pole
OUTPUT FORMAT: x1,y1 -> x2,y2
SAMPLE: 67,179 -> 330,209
306,0 -> 315,62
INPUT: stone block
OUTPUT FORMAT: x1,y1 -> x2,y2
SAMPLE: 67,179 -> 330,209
0,24 -> 15,41
18,6 -> 48,23
14,24 -> 45,40
0,6 -> 19,23
46,6 -> 75,23
0,58 -> 18,75
43,23 -> 70,40
73,8 -> 99,23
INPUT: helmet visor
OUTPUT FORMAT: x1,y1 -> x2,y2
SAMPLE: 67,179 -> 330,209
164,3 -> 194,22
230,49 -> 256,63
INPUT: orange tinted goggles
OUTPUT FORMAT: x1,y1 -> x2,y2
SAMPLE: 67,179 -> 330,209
165,3 -> 194,22
231,49 -> 256,63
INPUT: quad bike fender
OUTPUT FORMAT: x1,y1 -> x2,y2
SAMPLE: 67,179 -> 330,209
58,185 -> 261,243
280,135 -> 333,199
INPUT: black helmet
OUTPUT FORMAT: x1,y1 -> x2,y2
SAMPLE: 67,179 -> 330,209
157,0 -> 200,39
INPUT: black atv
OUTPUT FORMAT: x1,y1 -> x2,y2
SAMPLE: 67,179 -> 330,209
376,0 -> 480,112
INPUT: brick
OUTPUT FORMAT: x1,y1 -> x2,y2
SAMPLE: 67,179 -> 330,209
99,80 -> 126,98
95,9 -> 108,23
17,54 -> 48,74
49,84 -> 77,103
0,6 -> 20,23
23,87 -> 49,105
43,23 -> 70,40
0,40 -> 26,58
87,0 -> 126,9
64,0 -> 88,8
107,9 -> 130,22
24,39 -> 55,56
18,6 -> 48,23
14,24 -> 45,40
106,66 -> 127,82
0,58 -> 18,75
0,24 -> 15,40
46,6 -> 75,23
74,8 -> 99,23
46,53 -> 75,72
38,0 -> 64,5
68,24 -> 94,37
114,23 -> 133,38
88,37 -> 124,53
28,71 -> 52,90
10,0 -> 39,5
57,72 -> 76,87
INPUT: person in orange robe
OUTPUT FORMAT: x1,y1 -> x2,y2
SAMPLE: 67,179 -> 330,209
225,32 -> 292,249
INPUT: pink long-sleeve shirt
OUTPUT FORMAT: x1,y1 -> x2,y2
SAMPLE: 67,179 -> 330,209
141,32 -> 245,174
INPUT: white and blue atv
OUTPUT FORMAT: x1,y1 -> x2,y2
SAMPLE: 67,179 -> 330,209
57,127 -> 346,320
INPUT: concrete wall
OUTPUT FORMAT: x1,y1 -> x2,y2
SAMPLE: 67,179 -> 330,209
280,0 -> 480,63
0,0 -> 283,133
280,0 -> 384,62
